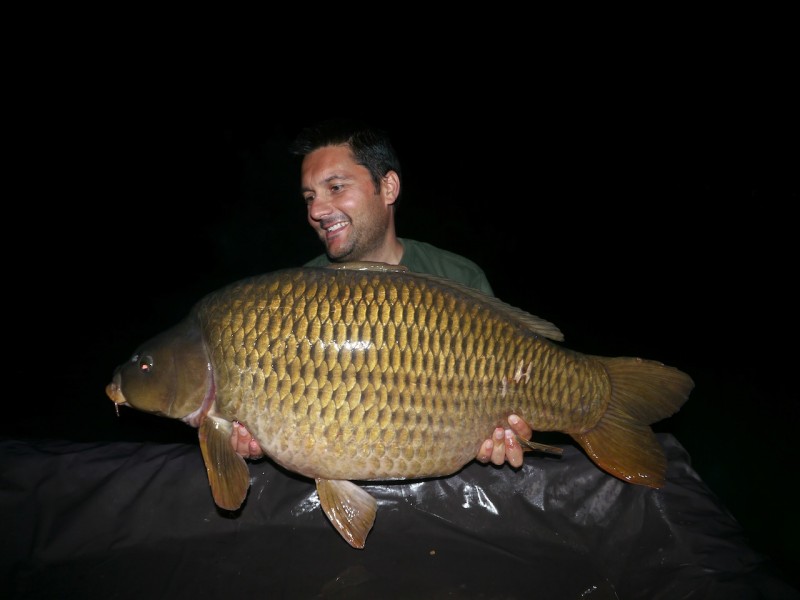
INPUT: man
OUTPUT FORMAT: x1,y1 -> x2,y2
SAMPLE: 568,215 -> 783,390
232,118 -> 532,467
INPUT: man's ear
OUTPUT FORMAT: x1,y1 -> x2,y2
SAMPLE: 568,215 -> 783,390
382,170 -> 400,206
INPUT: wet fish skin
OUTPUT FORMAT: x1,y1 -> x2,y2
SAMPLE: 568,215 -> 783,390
106,263 -> 693,548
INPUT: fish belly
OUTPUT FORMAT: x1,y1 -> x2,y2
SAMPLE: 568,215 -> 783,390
197,268 -> 610,481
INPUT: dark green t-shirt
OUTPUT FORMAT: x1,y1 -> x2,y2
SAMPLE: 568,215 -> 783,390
304,238 -> 494,296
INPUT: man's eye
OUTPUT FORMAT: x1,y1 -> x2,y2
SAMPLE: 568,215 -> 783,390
303,195 -> 314,205
331,184 -> 343,192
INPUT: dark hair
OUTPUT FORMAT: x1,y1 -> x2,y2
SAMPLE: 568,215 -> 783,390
289,118 -> 402,199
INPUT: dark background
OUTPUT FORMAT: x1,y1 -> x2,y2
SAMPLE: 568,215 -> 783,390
7,48 -> 798,587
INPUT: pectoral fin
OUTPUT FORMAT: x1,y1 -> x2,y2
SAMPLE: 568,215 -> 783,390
198,417 -> 251,511
316,478 -> 377,549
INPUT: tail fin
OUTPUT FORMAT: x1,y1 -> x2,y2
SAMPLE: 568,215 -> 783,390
573,357 -> 694,488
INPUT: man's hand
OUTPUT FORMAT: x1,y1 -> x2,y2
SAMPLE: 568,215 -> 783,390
231,421 -> 264,460
231,414 -> 534,468
475,415 -> 533,468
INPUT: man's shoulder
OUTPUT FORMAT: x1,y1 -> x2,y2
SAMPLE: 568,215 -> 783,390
400,239 -> 493,295
401,239 -> 479,267
301,241 -> 493,295
303,254 -> 331,267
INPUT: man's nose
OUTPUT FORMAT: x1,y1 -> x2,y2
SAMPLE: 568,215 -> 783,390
308,195 -> 332,220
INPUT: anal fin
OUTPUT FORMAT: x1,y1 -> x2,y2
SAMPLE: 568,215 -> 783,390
516,435 -> 564,456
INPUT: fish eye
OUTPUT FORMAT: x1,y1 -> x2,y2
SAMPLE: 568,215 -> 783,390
138,355 -> 154,373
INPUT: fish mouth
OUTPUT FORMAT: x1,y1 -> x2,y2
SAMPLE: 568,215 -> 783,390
106,375 -> 127,406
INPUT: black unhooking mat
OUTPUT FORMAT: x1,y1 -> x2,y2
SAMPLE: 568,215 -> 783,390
1,434 -> 797,600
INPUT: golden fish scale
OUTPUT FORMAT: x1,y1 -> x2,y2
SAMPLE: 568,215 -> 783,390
196,269 -> 610,481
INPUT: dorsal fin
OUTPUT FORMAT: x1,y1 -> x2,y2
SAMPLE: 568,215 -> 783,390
402,270 -> 564,342
315,261 -> 564,342
323,261 -> 410,273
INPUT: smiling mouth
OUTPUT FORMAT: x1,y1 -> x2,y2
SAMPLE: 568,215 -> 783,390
325,221 -> 348,235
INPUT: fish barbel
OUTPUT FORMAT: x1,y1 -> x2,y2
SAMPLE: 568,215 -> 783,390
105,262 -> 693,548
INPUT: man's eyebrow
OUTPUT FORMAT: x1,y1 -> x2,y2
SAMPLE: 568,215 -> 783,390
301,174 -> 351,193
324,174 -> 349,183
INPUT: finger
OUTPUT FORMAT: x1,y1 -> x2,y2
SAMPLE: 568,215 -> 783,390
231,422 -> 247,456
476,439 -> 494,463
508,414 -> 532,441
504,429 -> 524,468
248,439 -> 264,460
233,421 -> 255,458
490,428 -> 505,466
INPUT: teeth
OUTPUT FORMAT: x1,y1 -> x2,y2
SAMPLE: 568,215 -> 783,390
327,222 -> 347,232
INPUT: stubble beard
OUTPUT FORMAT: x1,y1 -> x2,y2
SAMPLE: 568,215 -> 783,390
326,211 -> 389,263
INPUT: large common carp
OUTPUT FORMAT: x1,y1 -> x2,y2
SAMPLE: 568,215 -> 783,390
106,262 -> 693,548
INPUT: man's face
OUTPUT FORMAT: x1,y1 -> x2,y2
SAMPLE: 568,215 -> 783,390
300,144 -> 391,261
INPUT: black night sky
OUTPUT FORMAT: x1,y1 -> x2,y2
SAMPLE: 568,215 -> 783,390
8,54 -> 798,584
